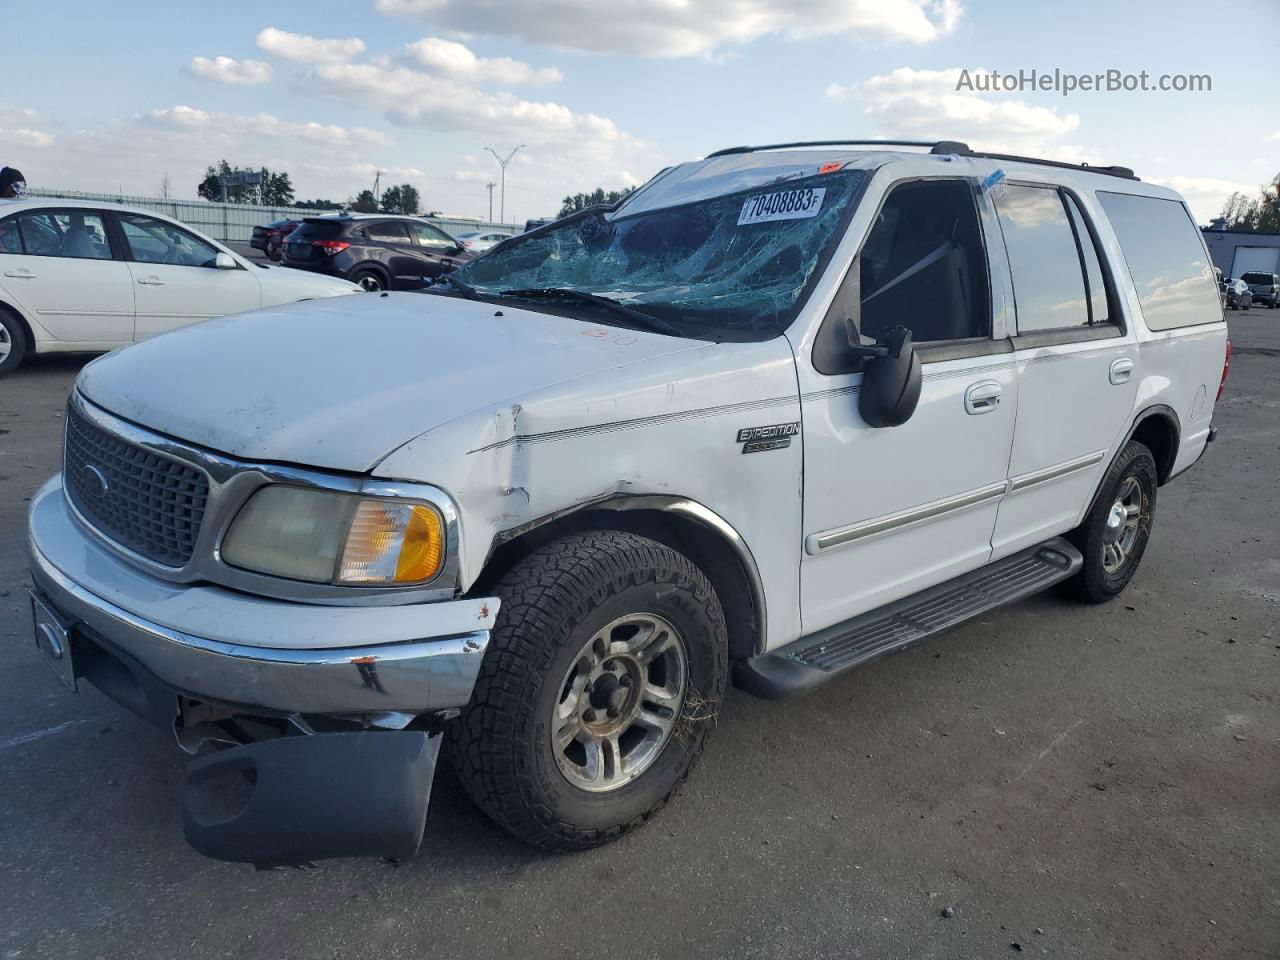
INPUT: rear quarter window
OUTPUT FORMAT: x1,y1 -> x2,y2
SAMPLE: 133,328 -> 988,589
1096,192 -> 1221,331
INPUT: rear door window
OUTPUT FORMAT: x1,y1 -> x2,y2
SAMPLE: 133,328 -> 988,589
993,185 -> 1089,332
1063,193 -> 1112,325
1097,192 -> 1221,330
16,211 -> 114,260
366,221 -> 411,243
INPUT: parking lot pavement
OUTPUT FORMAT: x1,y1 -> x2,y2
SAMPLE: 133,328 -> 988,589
1,318 -> 1276,960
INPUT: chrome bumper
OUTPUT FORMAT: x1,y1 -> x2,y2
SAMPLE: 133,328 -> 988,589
27,476 -> 497,717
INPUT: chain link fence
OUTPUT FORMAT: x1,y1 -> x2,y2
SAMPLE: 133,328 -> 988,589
27,189 -> 522,244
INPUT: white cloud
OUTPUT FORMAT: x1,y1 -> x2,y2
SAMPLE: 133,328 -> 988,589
141,105 -> 392,147
834,66 -> 1091,161
255,27 -> 366,64
403,37 -> 562,85
0,127 -> 54,148
375,0 -> 963,57
297,59 -> 654,217
0,104 -> 53,148
1148,176 -> 1258,224
189,55 -> 273,86
306,62 -> 636,149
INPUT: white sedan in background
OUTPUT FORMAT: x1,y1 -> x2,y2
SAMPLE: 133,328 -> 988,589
454,230 -> 513,253
0,199 -> 358,374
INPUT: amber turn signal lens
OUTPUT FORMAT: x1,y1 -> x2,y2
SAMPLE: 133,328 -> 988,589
337,500 -> 444,584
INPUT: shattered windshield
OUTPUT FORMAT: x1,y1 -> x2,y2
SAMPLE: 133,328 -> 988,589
449,169 -> 868,340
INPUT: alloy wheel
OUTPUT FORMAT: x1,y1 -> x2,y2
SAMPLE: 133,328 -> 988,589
1102,475 -> 1146,574
551,613 -> 688,793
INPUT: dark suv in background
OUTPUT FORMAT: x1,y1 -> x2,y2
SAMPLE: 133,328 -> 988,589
283,214 -> 474,291
1240,271 -> 1279,309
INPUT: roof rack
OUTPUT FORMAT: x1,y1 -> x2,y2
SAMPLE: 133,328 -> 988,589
704,139 -> 1138,181
706,140 -> 943,158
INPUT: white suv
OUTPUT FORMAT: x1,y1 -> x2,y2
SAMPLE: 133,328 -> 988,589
24,141 -> 1229,866
0,199 -> 358,373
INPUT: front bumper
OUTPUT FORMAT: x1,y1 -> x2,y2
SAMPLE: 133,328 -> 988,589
26,475 -> 499,866
27,476 -> 496,718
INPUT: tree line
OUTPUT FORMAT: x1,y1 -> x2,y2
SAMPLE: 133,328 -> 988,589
1216,172 -> 1280,233
558,186 -> 635,217
195,159 -> 421,215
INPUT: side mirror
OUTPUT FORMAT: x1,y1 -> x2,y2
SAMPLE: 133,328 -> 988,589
847,323 -> 922,428
214,252 -> 238,270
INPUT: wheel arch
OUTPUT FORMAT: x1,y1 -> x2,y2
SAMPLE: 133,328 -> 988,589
1125,404 -> 1180,485
347,261 -> 391,284
471,495 -> 766,662
1078,404 -> 1179,527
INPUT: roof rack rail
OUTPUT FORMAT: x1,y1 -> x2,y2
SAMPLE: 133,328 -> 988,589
706,140 -> 944,158
705,139 -> 1138,180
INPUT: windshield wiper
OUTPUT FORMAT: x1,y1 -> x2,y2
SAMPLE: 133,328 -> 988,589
498,287 -> 683,336
432,273 -> 481,300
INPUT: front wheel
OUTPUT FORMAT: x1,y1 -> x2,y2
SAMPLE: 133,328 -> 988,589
1061,441 -> 1158,603
451,531 -> 728,850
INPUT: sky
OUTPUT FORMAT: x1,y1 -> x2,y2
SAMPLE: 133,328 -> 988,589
3,0 -> 1276,225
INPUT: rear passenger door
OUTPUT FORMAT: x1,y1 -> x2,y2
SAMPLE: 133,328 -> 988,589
988,183 -> 1137,557
365,221 -> 421,288
796,178 -> 1019,634
0,209 -> 134,344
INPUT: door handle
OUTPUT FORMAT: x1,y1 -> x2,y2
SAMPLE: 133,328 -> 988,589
136,276 -> 165,286
2,269 -> 35,279
964,380 -> 1003,415
1109,357 -> 1134,385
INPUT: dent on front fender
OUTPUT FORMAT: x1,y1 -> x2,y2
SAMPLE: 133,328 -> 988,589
372,339 -> 806,650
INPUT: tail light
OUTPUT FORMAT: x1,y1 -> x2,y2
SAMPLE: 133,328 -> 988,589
1217,338 -> 1231,401
312,240 -> 350,255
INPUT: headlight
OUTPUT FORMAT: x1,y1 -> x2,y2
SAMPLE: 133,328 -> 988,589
221,486 -> 446,585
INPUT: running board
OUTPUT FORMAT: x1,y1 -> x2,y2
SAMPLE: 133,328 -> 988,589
734,537 -> 1083,700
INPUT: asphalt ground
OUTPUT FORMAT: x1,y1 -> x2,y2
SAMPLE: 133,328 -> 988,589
0,313 -> 1276,959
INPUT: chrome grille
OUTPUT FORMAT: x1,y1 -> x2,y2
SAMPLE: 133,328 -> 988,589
64,405 -> 209,566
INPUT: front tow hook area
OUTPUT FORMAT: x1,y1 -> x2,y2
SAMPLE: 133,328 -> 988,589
182,730 -> 440,868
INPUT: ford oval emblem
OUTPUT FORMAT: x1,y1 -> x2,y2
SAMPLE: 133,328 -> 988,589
82,464 -> 110,498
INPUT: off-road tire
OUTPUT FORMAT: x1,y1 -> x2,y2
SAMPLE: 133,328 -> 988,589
450,531 -> 728,851
1061,441 -> 1158,604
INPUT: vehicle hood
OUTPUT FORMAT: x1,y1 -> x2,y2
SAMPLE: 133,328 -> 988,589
76,293 -> 704,472
255,263 -> 360,301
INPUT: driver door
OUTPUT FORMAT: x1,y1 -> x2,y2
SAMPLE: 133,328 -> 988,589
113,212 -> 261,340
793,177 -> 1018,634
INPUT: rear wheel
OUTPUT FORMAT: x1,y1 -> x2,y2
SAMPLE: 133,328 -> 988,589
451,531 -> 727,851
0,309 -> 27,375
350,268 -> 386,292
1061,441 -> 1158,603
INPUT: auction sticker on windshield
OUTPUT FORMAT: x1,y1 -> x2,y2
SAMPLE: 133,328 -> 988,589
738,187 -> 826,226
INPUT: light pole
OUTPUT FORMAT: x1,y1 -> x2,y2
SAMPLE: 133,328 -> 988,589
486,181 -> 496,222
485,144 -> 525,223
